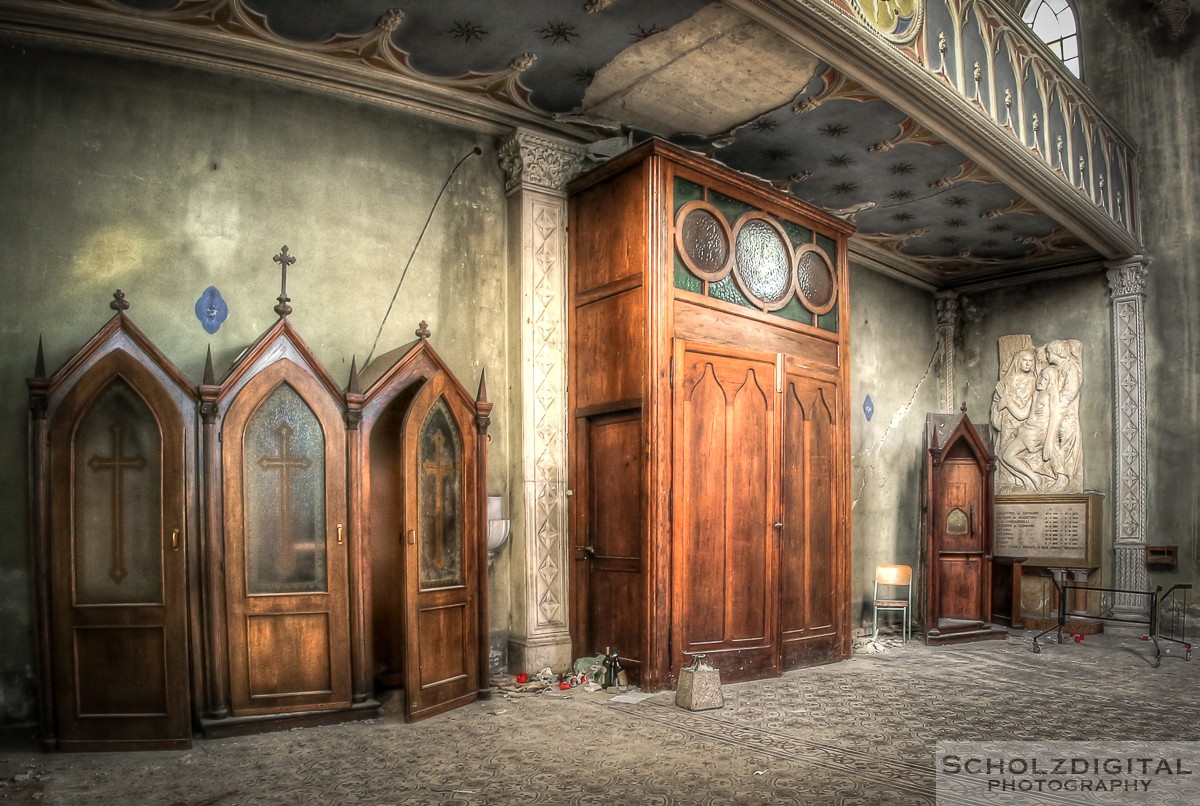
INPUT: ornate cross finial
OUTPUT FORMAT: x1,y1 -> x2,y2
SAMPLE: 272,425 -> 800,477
110,289 -> 130,312
273,245 -> 296,317
416,320 -> 431,340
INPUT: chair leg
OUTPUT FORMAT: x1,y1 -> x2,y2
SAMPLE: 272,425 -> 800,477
872,604 -> 878,641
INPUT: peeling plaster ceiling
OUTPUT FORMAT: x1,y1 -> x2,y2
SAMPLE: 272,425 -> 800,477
106,0 -> 1106,288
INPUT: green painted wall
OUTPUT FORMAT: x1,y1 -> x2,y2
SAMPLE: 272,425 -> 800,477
848,263 -> 939,632
0,43 -> 511,722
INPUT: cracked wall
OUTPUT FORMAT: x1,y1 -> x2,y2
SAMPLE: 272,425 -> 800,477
848,263 -> 940,633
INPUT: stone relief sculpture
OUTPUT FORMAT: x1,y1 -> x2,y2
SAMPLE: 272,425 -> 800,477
990,335 -> 1084,494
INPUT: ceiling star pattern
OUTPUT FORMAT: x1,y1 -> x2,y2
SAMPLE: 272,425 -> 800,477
54,0 -> 1134,287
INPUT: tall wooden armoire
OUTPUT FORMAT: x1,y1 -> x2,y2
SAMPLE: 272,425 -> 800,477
923,410 -> 1006,644
27,293 -> 198,751
568,139 -> 854,690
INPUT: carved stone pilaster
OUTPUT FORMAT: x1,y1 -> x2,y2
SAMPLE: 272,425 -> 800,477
500,128 -> 585,672
935,291 -> 960,413
498,129 -> 587,195
1106,257 -> 1150,618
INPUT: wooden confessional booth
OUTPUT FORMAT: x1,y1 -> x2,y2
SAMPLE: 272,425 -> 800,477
567,140 -> 853,690
922,410 -> 1007,644
27,289 -> 490,751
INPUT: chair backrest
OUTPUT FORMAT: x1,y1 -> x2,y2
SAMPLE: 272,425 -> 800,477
875,563 -> 912,588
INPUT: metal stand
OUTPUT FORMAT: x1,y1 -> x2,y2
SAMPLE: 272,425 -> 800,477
1031,583 -> 1192,667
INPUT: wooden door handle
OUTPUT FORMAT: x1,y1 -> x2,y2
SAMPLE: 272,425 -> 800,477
171,528 -> 180,551
407,529 -> 417,546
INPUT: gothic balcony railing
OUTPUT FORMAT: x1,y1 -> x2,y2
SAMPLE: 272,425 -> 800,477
731,0 -> 1142,261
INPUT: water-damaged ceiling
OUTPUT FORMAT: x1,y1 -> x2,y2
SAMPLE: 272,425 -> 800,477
9,0 -> 1142,290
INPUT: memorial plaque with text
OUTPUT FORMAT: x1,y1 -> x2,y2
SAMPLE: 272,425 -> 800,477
994,492 -> 1103,567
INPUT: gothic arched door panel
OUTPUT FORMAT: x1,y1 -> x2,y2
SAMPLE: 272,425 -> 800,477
401,371 -> 480,722
779,369 -> 843,668
672,341 -> 780,683
222,360 -> 351,716
48,351 -> 191,750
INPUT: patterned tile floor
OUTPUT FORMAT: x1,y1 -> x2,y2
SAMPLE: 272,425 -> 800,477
1,629 -> 1196,805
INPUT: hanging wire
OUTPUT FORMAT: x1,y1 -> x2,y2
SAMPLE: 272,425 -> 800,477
364,145 -> 483,367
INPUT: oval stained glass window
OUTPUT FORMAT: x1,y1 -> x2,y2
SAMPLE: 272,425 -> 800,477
676,202 -> 732,281
795,245 -> 837,314
733,216 -> 792,310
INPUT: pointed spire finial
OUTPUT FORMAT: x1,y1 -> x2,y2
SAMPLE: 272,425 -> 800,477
416,320 -> 431,340
476,367 -> 488,404
110,289 -> 130,312
348,356 -> 362,395
34,336 -> 46,378
203,346 -> 216,386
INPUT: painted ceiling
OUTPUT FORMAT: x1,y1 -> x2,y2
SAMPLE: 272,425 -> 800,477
81,0 -> 1135,288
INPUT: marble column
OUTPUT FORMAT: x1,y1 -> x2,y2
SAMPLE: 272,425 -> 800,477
1106,257 -> 1151,619
498,128 -> 586,673
935,291 -> 960,413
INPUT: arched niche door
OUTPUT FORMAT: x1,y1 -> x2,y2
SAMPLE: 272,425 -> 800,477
220,358 -> 351,717
398,371 -> 482,721
29,303 -> 196,752
350,331 -> 491,723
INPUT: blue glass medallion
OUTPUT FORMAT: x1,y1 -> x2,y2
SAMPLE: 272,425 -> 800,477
195,286 -> 229,334
863,394 -> 875,422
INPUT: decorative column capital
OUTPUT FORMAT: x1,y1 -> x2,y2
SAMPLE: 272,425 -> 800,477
1105,256 -> 1150,300
498,129 -> 587,196
934,290 -> 960,328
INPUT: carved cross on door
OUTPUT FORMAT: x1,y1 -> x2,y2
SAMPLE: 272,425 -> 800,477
88,422 -> 146,583
259,421 -> 312,576
421,430 -> 455,571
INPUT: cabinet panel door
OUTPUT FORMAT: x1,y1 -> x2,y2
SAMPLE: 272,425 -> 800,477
673,342 -> 779,682
402,373 -> 480,722
223,361 -> 350,715
50,352 -> 191,749
933,460 -> 989,626
572,411 -> 645,681
780,372 -> 842,668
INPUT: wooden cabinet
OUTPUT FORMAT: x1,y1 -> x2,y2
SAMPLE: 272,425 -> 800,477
568,140 -> 853,689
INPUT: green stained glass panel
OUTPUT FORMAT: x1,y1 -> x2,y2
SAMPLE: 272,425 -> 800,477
818,305 -> 839,333
709,190 -> 753,225
709,276 -> 754,309
782,220 -> 813,249
674,178 -> 704,214
675,253 -> 702,292
776,298 -> 813,324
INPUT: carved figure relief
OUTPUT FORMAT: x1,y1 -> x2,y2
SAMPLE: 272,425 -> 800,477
990,335 -> 1083,494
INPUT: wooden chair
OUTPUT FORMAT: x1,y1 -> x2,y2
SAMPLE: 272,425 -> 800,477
873,564 -> 913,643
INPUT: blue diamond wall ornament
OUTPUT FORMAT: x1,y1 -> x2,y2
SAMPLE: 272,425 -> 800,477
195,286 -> 229,334
863,394 -> 875,422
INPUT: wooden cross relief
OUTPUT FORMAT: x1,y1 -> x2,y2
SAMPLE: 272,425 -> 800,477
421,430 -> 455,572
88,422 -> 146,583
258,421 -> 312,576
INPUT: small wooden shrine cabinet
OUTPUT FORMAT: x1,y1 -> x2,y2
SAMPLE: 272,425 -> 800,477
923,409 -> 1008,644
567,139 -> 854,690
27,285 -> 491,751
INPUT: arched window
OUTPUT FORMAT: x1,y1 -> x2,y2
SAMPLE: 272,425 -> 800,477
1023,0 -> 1081,78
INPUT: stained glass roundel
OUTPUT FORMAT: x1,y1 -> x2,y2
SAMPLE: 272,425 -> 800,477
675,201 -> 732,281
795,245 -> 837,314
733,214 -> 793,311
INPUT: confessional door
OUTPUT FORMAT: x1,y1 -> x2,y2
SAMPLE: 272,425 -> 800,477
222,363 -> 351,715
571,410 -> 645,681
673,342 -> 780,681
779,367 -> 842,668
931,457 -> 990,629
48,353 -> 191,749
401,372 -> 480,721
